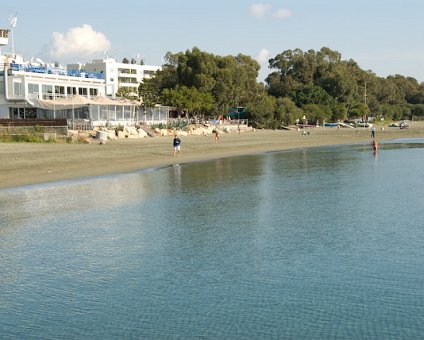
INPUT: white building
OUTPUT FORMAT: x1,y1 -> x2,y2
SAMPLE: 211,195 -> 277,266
0,53 -> 107,120
0,28 -> 167,127
68,58 -> 161,98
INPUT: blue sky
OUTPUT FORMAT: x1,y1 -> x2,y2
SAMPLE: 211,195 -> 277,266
3,0 -> 424,82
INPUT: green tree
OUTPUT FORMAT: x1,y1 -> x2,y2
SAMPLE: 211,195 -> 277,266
275,97 -> 303,125
302,104 -> 332,124
349,103 -> 368,118
388,75 -> 420,103
138,78 -> 160,113
266,49 -> 306,98
116,87 -> 136,99
159,48 -> 259,114
161,86 -> 214,118
331,102 -> 348,121
292,84 -> 334,107
247,94 -> 277,128
148,46 -> 424,127
410,104 -> 424,118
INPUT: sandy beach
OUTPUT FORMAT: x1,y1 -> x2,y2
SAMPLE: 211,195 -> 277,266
1,123 -> 423,189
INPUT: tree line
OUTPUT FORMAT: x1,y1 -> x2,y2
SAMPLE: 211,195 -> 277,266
138,47 -> 424,128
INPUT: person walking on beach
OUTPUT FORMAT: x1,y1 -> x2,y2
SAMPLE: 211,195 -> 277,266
173,135 -> 181,156
371,126 -> 375,138
214,129 -> 220,143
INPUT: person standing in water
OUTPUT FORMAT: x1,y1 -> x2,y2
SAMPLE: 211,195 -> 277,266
173,135 -> 181,156
372,138 -> 379,152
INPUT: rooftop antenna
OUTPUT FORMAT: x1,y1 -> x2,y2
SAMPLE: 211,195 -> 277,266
9,13 -> 17,58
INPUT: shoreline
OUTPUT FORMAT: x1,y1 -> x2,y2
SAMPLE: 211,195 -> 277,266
1,124 -> 423,190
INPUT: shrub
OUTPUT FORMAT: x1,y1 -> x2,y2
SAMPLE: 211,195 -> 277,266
151,119 -> 189,131
34,124 -> 44,133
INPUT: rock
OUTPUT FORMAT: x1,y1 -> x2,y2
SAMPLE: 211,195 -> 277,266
96,131 -> 108,144
160,129 -> 171,136
138,129 -> 148,138
67,130 -> 79,140
125,126 -> 138,136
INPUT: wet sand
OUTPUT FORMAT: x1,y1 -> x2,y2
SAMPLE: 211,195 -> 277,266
1,124 -> 423,189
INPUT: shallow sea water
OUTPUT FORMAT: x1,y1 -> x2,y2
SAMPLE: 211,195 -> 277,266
1,140 -> 424,339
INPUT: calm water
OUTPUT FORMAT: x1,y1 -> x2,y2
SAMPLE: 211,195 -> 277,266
1,140 -> 424,339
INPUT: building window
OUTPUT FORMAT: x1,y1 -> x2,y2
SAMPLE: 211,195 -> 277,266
28,83 -> 39,95
25,108 -> 37,119
42,84 -> 53,99
55,85 -> 65,98
67,86 -> 77,96
78,87 -> 88,96
13,81 -> 22,96
90,88 -> 98,96
144,70 -> 156,77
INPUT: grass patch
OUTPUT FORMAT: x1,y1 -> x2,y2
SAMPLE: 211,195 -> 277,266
0,127 -> 59,143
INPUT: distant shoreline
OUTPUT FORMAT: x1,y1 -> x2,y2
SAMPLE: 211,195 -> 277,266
1,124 -> 423,190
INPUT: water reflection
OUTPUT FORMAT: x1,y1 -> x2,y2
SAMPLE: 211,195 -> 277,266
0,172 -> 161,225
1,140 -> 424,338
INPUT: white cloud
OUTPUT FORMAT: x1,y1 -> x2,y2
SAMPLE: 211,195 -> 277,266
256,48 -> 270,64
49,24 -> 111,59
250,4 -> 271,18
274,8 -> 292,19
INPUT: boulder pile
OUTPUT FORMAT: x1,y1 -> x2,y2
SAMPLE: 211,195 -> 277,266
67,123 -> 253,143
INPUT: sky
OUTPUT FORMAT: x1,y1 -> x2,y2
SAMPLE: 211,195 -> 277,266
2,0 -> 424,82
